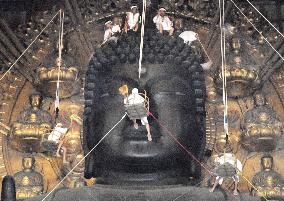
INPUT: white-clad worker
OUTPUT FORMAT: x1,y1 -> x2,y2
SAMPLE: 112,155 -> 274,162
124,5 -> 140,33
48,123 -> 68,163
210,153 -> 243,195
103,20 -> 121,43
124,88 -> 152,141
153,8 -> 174,36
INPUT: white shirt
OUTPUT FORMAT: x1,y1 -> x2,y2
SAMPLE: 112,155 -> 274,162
103,25 -> 121,42
104,28 -> 112,42
112,25 -> 121,33
48,126 -> 68,143
153,15 -> 173,31
124,93 -> 145,105
126,12 -> 140,30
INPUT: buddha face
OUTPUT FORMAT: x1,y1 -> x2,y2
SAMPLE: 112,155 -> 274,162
254,93 -> 265,106
84,33 -> 206,184
30,94 -> 42,109
261,156 -> 273,170
22,157 -> 35,170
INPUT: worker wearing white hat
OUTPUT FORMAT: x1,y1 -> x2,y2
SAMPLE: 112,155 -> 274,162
153,8 -> 174,36
103,20 -> 121,43
124,5 -> 140,33
124,88 -> 152,141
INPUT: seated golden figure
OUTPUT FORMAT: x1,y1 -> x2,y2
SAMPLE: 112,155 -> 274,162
14,156 -> 44,200
10,92 -> 53,152
241,93 -> 283,152
251,155 -> 284,200
214,27 -> 260,97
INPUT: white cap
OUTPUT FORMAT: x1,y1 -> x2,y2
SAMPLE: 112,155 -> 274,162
132,88 -> 139,94
56,123 -> 63,127
104,21 -> 112,26
159,8 -> 166,11
131,5 -> 138,9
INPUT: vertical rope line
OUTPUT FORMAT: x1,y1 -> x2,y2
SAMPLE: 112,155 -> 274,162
55,10 -> 64,111
138,0 -> 147,79
222,0 -> 229,143
218,0 -> 228,145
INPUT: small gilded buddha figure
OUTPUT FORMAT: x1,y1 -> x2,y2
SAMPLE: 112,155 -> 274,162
14,156 -> 44,200
10,92 -> 53,152
251,155 -> 284,200
241,92 -> 283,152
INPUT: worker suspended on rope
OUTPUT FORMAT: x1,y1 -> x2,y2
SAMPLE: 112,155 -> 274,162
44,123 -> 68,164
153,8 -> 174,36
209,151 -> 243,195
119,85 -> 152,141
124,5 -> 140,33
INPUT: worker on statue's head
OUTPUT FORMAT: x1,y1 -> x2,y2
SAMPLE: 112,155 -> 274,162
153,7 -> 174,36
124,5 -> 140,33
103,20 -> 121,44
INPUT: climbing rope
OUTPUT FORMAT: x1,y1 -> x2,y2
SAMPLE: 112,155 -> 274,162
41,113 -> 127,201
0,10 -> 61,81
55,9 -> 65,114
218,0 -> 229,145
138,0 -> 147,79
196,34 -> 212,63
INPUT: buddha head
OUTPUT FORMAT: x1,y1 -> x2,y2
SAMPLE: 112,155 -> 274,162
22,156 -> 35,171
29,92 -> 43,110
261,155 -> 273,171
83,32 -> 206,185
254,92 -> 265,107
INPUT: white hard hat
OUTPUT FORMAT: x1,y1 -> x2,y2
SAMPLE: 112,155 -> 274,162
159,8 -> 166,12
104,21 -> 112,26
131,5 -> 138,9
132,88 -> 139,94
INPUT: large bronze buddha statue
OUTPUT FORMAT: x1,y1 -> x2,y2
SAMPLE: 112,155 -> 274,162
14,156 -> 45,200
83,31 -> 206,185
241,92 -> 283,152
10,92 -> 53,152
